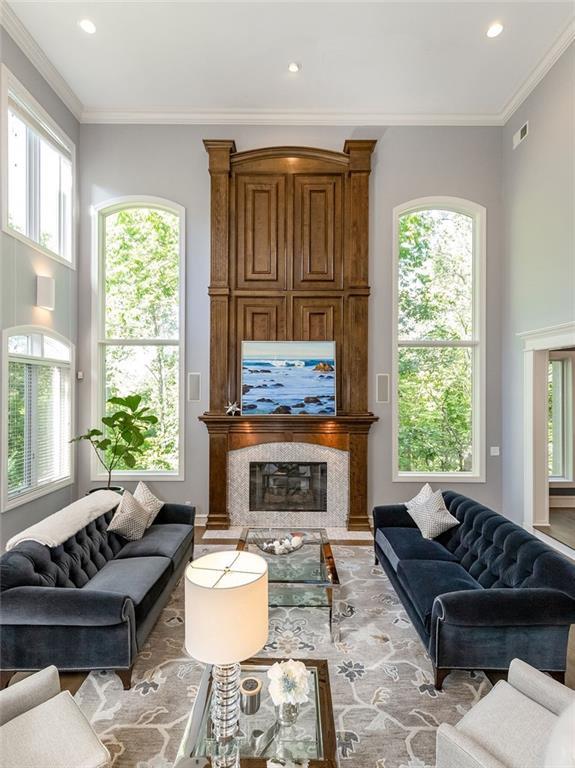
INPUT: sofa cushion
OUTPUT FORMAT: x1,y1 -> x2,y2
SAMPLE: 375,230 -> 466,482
0,690 -> 110,768
396,559 -> 482,632
82,556 -> 172,622
457,679 -> 556,768
375,528 -> 459,572
115,524 -> 193,564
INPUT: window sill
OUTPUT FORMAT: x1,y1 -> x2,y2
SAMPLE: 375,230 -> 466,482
393,472 -> 485,483
91,471 -> 184,483
2,224 -> 75,270
2,477 -> 74,513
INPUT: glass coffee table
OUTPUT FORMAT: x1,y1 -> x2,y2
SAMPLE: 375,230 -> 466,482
174,658 -> 337,767
237,528 -> 341,642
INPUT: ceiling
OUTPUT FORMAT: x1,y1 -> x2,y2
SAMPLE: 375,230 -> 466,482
4,1 -> 575,124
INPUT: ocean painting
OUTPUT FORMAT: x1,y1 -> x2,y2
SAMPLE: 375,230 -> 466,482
241,341 -> 336,415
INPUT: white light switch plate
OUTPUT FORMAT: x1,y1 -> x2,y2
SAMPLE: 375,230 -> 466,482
490,446 -> 500,456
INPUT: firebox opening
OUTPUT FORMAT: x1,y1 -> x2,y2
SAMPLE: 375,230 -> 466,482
249,462 -> 327,512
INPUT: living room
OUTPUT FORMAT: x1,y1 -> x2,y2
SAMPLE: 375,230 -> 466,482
0,1 -> 574,766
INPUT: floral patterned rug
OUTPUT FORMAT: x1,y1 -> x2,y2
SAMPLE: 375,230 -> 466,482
76,544 -> 490,767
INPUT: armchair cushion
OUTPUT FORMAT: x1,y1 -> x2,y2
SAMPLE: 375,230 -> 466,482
436,723 -> 507,768
82,556 -> 171,622
0,690 -> 110,768
115,524 -> 194,563
456,680 -> 555,768
396,560 -> 482,633
0,666 -> 60,726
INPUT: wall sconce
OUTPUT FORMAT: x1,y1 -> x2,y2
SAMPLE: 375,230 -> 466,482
36,275 -> 55,311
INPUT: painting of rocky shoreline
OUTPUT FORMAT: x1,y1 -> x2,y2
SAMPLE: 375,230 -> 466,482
241,341 -> 336,415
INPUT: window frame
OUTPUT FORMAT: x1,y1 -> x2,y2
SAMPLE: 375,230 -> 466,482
91,196 -> 186,482
391,196 -> 486,483
548,352 -> 574,483
0,65 -> 77,269
1,325 -> 75,512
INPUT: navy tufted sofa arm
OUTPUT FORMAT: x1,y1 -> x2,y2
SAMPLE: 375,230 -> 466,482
0,587 -> 135,626
154,503 -> 195,527
373,504 -> 416,530
432,588 -> 575,627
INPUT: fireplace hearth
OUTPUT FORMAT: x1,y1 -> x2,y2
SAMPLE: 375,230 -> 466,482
249,462 -> 327,512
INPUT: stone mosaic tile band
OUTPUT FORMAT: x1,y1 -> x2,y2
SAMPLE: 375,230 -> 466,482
228,442 -> 349,527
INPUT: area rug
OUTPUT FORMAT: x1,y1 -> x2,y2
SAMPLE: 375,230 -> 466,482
76,544 -> 491,767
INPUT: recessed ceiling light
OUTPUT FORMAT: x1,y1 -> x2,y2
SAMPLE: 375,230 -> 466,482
78,19 -> 96,34
288,62 -> 302,73
486,22 -> 503,38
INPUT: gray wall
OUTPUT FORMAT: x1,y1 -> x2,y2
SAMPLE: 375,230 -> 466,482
79,123 -> 504,520
502,43 -> 575,522
0,29 -> 79,547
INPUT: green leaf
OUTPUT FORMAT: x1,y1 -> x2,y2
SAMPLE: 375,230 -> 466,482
123,453 -> 136,468
96,438 -> 111,450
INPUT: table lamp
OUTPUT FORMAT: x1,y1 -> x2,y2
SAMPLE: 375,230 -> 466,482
185,551 -> 268,762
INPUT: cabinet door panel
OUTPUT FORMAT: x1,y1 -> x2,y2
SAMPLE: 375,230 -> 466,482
237,298 -> 286,342
293,175 -> 343,289
236,175 -> 286,289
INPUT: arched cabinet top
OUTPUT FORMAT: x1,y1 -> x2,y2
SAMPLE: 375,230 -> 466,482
203,139 -> 376,174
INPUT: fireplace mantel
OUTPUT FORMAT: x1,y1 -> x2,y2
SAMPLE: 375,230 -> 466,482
200,139 -> 378,530
200,414 -> 377,530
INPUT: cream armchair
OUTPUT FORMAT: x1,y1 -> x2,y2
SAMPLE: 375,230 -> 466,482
0,666 -> 110,768
436,659 -> 575,768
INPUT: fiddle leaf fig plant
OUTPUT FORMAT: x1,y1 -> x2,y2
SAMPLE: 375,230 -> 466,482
72,394 -> 158,488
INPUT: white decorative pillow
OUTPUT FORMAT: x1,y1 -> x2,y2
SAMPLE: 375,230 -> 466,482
406,489 -> 459,540
108,491 -> 153,540
133,481 -> 164,527
405,483 -> 433,510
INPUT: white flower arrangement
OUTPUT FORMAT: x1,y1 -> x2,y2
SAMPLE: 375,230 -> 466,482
267,659 -> 310,706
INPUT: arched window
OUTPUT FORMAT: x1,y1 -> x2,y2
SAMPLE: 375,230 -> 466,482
3,327 -> 74,508
93,197 -> 185,479
393,197 -> 485,481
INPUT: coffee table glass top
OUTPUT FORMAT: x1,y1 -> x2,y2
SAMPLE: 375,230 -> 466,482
174,659 -> 336,767
237,527 -> 339,588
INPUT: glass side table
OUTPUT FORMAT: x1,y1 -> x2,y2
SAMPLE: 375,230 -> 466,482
174,658 -> 337,767
237,528 -> 341,642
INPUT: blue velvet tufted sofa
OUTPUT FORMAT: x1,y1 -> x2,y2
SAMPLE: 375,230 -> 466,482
373,491 -> 575,689
0,502 -> 195,689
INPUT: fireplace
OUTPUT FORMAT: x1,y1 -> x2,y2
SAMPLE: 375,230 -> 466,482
227,442 -> 350,527
249,462 -> 327,512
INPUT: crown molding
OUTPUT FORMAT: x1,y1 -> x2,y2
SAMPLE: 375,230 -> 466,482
499,19 -> 575,124
80,108 -> 505,126
0,0 -> 83,120
1,1 -> 572,128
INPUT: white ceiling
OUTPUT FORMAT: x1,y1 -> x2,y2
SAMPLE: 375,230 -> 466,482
4,1 -> 575,124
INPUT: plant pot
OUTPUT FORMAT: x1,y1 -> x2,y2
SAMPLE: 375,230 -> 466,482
86,486 -> 124,495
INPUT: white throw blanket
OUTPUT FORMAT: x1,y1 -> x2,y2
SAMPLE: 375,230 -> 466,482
6,490 -> 122,550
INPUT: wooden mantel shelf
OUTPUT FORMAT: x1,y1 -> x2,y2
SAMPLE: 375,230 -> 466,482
199,414 -> 379,430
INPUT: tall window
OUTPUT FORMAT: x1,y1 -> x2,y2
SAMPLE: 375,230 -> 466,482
95,199 -> 184,478
393,198 -> 485,481
1,66 -> 75,265
4,328 -> 73,508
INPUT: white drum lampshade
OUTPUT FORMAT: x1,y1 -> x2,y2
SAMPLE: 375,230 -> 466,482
184,550 -> 268,665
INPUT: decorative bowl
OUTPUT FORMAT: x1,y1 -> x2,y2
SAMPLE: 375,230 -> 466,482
254,531 -> 305,556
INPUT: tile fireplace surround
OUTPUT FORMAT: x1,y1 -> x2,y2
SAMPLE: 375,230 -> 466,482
229,442 -> 349,527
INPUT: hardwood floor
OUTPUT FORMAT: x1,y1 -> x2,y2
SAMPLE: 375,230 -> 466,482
536,508 -> 575,550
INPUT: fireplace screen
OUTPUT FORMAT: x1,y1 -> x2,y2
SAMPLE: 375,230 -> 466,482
249,462 -> 327,512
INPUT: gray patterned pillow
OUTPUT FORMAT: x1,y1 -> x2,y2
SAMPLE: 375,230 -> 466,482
133,481 -> 164,527
405,483 -> 433,510
108,491 -> 153,540
406,489 -> 459,539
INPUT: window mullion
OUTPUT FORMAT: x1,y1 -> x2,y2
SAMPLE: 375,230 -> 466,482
27,363 -> 37,490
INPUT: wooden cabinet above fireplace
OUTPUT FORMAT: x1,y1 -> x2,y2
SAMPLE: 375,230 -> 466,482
201,140 -> 378,530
